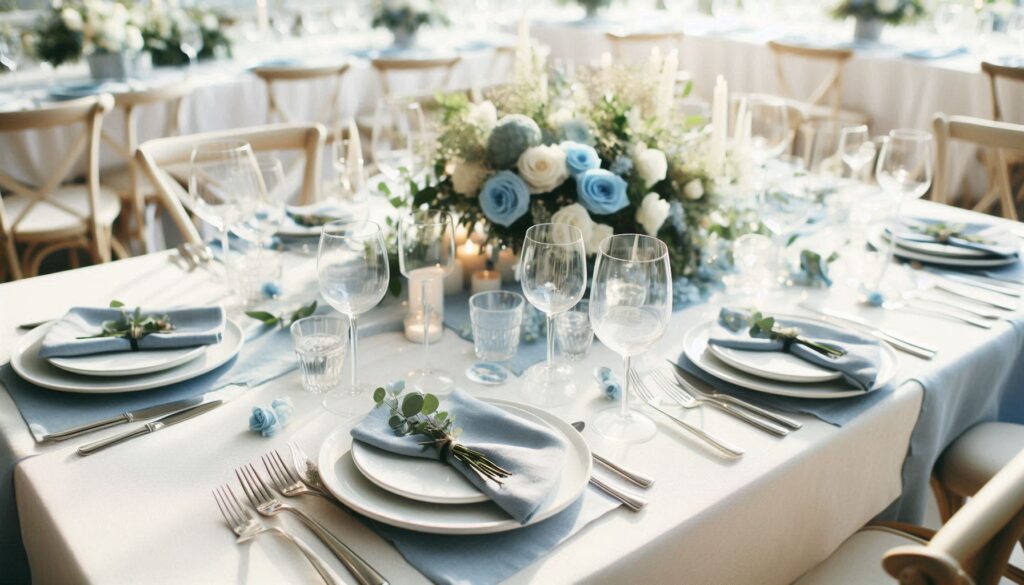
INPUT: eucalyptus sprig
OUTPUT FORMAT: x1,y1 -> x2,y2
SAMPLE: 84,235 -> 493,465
245,300 -> 318,328
747,311 -> 847,360
286,210 -> 340,228
909,222 -> 990,245
372,384 -> 512,486
77,300 -> 174,342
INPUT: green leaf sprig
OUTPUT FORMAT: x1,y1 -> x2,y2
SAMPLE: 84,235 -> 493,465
372,384 -> 512,486
910,222 -> 990,245
77,300 -> 174,342
748,311 -> 847,360
286,210 -> 340,228
245,300 -> 318,328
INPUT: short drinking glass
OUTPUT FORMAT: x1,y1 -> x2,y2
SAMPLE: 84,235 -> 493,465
468,291 -> 525,385
555,301 -> 593,361
291,316 -> 350,394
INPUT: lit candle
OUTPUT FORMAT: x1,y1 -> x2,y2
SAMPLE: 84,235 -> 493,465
454,223 -> 470,246
657,49 -> 678,122
733,97 -> 747,144
470,269 -> 502,295
346,117 -> 364,193
405,267 -> 445,343
256,0 -> 270,35
710,75 -> 728,175
515,14 -> 532,83
490,245 -> 517,282
457,240 -> 487,285
443,258 -> 464,295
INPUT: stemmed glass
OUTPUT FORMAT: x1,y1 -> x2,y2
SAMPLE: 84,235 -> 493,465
371,98 -> 427,186
180,23 -> 205,71
398,209 -> 456,393
875,130 -> 933,268
747,95 -> 790,167
317,220 -> 391,415
250,154 -> 288,244
519,224 -> 588,406
589,234 -> 672,443
838,125 -> 875,184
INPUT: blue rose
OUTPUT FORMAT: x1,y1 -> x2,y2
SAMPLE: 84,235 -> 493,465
249,407 -> 279,438
480,171 -> 531,227
561,141 -> 600,177
271,397 -> 295,427
576,169 -> 628,215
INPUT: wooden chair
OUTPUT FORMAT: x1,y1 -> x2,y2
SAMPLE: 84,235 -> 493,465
605,30 -> 685,61
0,94 -> 127,278
100,82 -> 194,254
371,55 -> 461,101
135,123 -> 327,246
932,113 -> 1024,221
795,448 -> 1024,585
767,41 -> 868,127
981,60 -> 1024,124
250,62 -> 351,136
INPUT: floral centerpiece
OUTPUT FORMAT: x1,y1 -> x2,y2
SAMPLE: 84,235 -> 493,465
830,0 -> 925,42
370,0 -> 447,49
141,6 -> 232,67
407,44 -> 756,306
32,0 -> 146,79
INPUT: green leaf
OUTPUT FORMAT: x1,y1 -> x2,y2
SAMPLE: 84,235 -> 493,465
109,300 -> 124,308
290,300 -> 317,322
373,387 -> 386,404
682,79 -> 693,98
401,393 -> 425,418
388,415 -> 403,429
785,233 -> 800,247
421,394 -> 439,415
245,311 -> 280,325
436,411 -> 448,423
378,182 -> 391,197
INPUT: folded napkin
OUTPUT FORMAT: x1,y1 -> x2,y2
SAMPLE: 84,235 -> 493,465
38,306 -> 225,358
708,308 -> 882,391
285,202 -> 352,228
903,46 -> 968,60
889,217 -> 1019,258
351,388 -> 568,524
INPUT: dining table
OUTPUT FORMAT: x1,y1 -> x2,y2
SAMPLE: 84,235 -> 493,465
1,193 -> 1023,584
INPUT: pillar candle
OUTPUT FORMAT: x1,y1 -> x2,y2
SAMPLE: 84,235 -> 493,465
256,0 -> 270,35
405,267 -> 444,343
457,240 -> 487,285
470,270 -> 502,295
443,258 -> 464,295
490,245 -> 517,282
710,75 -> 728,175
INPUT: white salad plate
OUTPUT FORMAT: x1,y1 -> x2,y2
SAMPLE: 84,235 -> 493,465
318,399 -> 592,534
683,320 -> 898,399
888,221 -> 1017,260
869,225 -> 1019,268
706,315 -> 843,384
48,344 -> 208,377
351,439 -> 489,505
11,320 -> 244,394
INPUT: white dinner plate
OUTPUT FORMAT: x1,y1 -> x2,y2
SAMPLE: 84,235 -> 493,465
351,440 -> 489,505
706,316 -> 843,383
683,321 -> 898,399
887,219 -> 1018,260
11,320 -> 244,394
47,344 -> 208,377
318,399 -> 592,534
869,225 -> 1020,268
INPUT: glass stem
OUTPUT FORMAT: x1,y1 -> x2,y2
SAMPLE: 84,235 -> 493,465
220,227 -> 231,286
621,355 -> 632,418
349,314 -> 359,392
879,198 -> 906,290
546,313 -> 556,370
421,279 -> 431,374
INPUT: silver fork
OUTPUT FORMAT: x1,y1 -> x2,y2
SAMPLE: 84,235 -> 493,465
628,370 -> 744,459
263,450 -> 334,501
235,463 -> 389,585
175,243 -> 198,271
213,485 -> 338,585
649,370 -> 789,437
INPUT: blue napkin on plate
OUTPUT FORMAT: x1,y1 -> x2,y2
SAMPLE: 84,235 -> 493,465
903,46 -> 968,60
38,306 -> 225,358
285,201 -> 352,229
889,217 -> 1019,258
708,308 -> 882,391
350,388 -> 568,524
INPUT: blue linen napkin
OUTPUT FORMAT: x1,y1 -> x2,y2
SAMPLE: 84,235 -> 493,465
890,217 -> 1019,258
37,306 -> 225,358
902,46 -> 968,60
350,388 -> 569,524
709,308 -> 882,391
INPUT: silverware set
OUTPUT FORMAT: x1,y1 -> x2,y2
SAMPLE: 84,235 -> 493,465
216,449 -> 388,585
799,303 -> 938,360
569,421 -> 651,512
175,242 -> 217,272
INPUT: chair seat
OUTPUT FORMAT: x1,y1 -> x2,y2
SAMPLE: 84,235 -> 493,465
793,526 -> 927,584
5,185 -> 121,240
937,422 -> 1024,498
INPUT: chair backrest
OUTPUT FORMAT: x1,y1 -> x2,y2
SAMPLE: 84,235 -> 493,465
371,56 -> 461,101
251,62 -> 351,133
605,30 -> 684,61
135,123 -> 326,245
767,41 -> 854,123
980,61 -> 1024,123
933,113 -> 1024,221
883,448 -> 1024,585
0,94 -> 114,258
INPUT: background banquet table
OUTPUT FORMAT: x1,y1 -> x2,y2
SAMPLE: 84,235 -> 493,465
1,199 -> 1023,584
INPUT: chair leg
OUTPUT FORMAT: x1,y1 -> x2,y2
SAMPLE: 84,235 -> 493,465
110,236 -> 130,260
931,475 -> 965,524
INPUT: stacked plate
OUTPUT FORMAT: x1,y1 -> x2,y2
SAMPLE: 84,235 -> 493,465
9,320 -> 244,394
867,222 -> 1021,269
277,203 -> 354,238
317,399 -> 592,534
682,314 -> 898,399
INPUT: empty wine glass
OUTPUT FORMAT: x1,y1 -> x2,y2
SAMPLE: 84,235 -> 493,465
398,209 -> 456,394
838,125 -> 875,183
332,126 -> 367,201
371,98 -> 426,185
759,180 -> 815,286
747,94 -> 791,166
317,220 -> 390,414
250,154 -> 288,244
519,223 -> 588,406
590,234 -> 672,443
875,130 -> 933,284
180,22 -> 205,70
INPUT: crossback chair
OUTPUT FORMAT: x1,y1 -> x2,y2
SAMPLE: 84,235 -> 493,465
100,82 -> 194,254
981,61 -> 1024,124
933,113 -> 1024,221
795,448 -> 1024,585
250,62 -> 351,136
0,94 -> 126,278
135,123 -> 327,247
767,41 -> 868,127
371,55 -> 461,101
605,30 -> 685,62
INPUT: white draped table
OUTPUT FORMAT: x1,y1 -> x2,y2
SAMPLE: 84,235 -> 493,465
1,199 -> 1023,583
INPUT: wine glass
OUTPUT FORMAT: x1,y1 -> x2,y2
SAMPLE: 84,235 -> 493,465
933,2 -> 962,48
747,95 -> 790,166
589,234 -> 672,443
398,209 -> 456,393
838,125 -> 875,184
180,22 -> 205,70
317,220 -> 391,414
875,130 -> 933,284
371,98 -> 427,185
250,154 -> 288,244
519,223 -> 588,406
332,126 -> 367,201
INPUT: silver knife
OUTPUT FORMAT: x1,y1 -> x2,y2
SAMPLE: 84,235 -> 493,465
923,268 -> 1022,298
77,400 -> 224,456
668,361 -> 803,431
798,303 -> 938,360
932,281 -> 1018,312
43,396 -> 205,442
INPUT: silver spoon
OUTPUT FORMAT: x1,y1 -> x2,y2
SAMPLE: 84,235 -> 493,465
572,421 -> 654,488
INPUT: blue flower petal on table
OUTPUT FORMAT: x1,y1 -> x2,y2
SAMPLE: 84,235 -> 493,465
249,406 -> 280,437
271,397 -> 295,427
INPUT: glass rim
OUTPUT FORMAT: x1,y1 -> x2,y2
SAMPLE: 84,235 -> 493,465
254,153 -> 284,169
887,129 -> 932,142
289,314 -> 350,334
402,208 -> 453,227
524,223 -> 585,246
469,290 -> 525,312
596,233 -> 669,263
191,140 -> 253,156
319,219 -> 382,240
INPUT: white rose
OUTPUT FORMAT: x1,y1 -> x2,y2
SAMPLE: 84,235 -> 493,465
202,14 -> 219,31
467,100 -> 497,133
635,193 -> 670,236
551,203 -> 596,252
61,8 -> 84,31
588,223 -> 614,256
450,160 -> 488,196
876,0 -> 899,14
684,179 -> 704,200
635,144 -> 668,188
125,26 -> 144,52
517,145 -> 569,194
